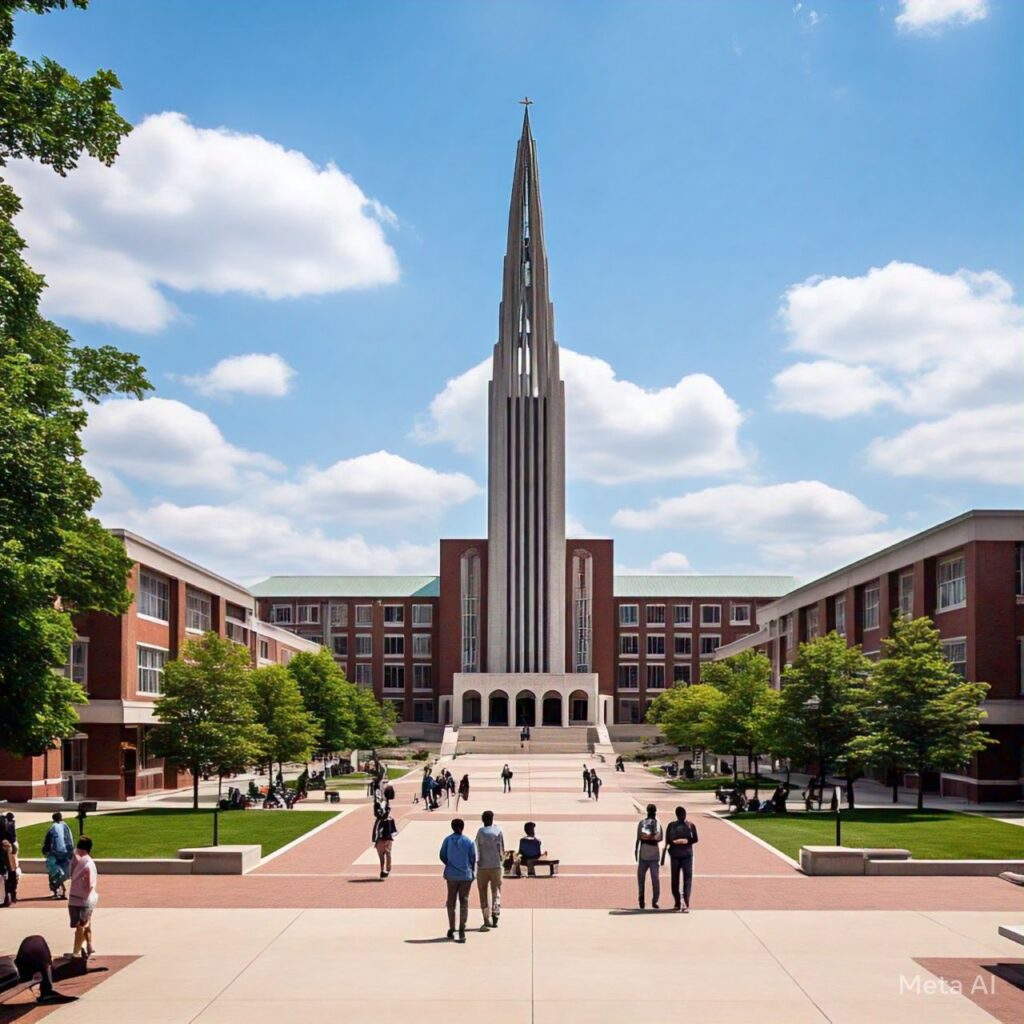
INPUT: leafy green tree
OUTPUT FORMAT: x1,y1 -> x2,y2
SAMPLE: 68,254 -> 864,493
647,683 -> 721,764
852,616 -> 993,810
351,683 -> 396,751
773,632 -> 872,808
285,649 -> 355,754
251,664 -> 317,780
0,0 -> 148,756
150,633 -> 268,809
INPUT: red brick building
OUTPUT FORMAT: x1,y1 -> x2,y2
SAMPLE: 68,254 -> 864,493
715,510 -> 1024,802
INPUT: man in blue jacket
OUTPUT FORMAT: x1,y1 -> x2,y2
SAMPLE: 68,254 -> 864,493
440,818 -> 476,942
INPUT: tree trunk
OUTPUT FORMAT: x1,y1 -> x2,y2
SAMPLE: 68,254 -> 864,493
916,767 -> 925,810
753,750 -> 760,797
732,754 -> 738,782
845,775 -> 855,810
192,768 -> 200,811
817,757 -> 826,810
892,770 -> 899,804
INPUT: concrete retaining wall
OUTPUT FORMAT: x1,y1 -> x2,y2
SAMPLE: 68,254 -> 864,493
20,843 -> 261,876
800,845 -> 1024,877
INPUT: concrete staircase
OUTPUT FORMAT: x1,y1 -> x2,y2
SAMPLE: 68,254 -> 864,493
455,726 -> 594,755
439,726 -> 459,759
591,723 -> 617,762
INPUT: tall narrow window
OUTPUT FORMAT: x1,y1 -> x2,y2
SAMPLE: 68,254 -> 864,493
863,584 -> 880,630
937,556 -> 966,611
572,550 -> 593,673
461,549 -> 480,673
899,573 -> 914,618
835,595 -> 847,637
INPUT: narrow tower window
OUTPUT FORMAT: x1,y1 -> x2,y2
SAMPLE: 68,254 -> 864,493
461,549 -> 480,673
572,549 -> 593,673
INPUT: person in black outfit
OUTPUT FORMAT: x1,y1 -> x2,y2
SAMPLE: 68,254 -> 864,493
14,935 -> 77,1005
3,813 -> 15,846
582,764 -> 591,795
662,806 -> 699,912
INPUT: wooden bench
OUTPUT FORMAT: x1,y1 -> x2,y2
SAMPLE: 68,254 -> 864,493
506,858 -> 560,877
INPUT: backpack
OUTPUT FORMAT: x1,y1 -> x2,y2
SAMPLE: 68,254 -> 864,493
640,818 -> 660,841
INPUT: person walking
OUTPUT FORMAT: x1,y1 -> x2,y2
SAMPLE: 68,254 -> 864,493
0,838 -> 17,906
474,811 -> 505,930
439,818 -> 476,942
68,836 -> 98,960
420,769 -> 433,809
457,774 -> 470,805
590,770 -> 602,801
501,764 -> 513,793
372,808 -> 397,879
662,805 -> 699,912
582,764 -> 591,796
635,803 -> 663,910
42,812 -> 73,899
3,812 -> 16,846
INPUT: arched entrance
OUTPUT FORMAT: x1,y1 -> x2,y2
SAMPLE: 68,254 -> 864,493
542,691 -> 563,727
515,690 -> 536,727
462,690 -> 481,726
488,690 -> 510,727
569,689 -> 589,724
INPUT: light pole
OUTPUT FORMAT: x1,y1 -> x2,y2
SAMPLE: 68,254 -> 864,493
803,695 -> 822,810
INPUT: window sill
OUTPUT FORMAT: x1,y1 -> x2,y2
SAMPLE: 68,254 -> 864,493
935,603 -> 967,615
137,614 -> 169,626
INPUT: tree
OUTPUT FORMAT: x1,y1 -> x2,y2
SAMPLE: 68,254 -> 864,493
149,633 -> 268,809
647,683 -> 720,761
852,616 -> 993,810
251,664 -> 317,780
350,683 -> 396,751
285,649 -> 355,754
701,651 -> 776,793
0,1 -> 148,756
773,632 -> 872,808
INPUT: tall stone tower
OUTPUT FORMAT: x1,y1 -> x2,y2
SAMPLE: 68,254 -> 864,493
486,107 -> 567,674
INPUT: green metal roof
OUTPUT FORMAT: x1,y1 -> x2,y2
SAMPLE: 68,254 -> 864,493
613,575 -> 798,598
249,576 -> 440,599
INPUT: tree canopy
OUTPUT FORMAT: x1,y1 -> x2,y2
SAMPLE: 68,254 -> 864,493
251,664 -> 318,775
285,649 -> 356,754
0,0 -> 148,755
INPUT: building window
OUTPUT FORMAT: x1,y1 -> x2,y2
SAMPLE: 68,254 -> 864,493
619,604 -> 639,626
271,604 -> 292,625
137,645 -> 166,695
355,635 -> 372,657
618,699 -> 640,724
185,588 -> 212,632
259,639 -> 270,660
700,604 -> 721,626
412,604 -> 433,627
389,699 -> 404,721
63,639 -> 88,690
296,604 -> 319,625
646,604 -> 666,627
412,634 -> 432,658
413,700 -> 435,723
699,635 -> 721,658
461,549 -> 480,673
572,549 -> 593,673
647,634 -> 665,657
863,584 -> 880,631
619,634 -> 639,657
330,603 -> 347,628
354,663 -> 372,686
383,664 -> 405,689
138,570 -> 169,621
835,595 -> 846,637
1016,544 -> 1024,597
897,573 -> 914,618
617,664 -> 639,689
355,605 -> 373,627
937,556 -> 966,612
384,635 -> 404,657
647,664 -> 666,689
673,604 -> 692,626
383,605 -> 404,625
332,635 -> 348,657
941,637 -> 967,678
673,664 -> 692,685
674,634 -> 692,657
806,607 -> 819,641
730,604 -> 751,626
413,664 -> 432,689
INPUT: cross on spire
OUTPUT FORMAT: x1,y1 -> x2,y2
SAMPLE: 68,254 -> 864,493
519,96 -> 533,108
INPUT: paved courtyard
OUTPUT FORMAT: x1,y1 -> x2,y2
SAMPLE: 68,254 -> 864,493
3,754 -> 1023,1022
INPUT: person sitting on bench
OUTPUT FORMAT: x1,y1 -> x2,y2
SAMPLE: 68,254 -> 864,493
514,822 -> 546,877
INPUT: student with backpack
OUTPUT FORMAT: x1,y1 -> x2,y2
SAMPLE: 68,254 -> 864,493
41,813 -> 73,900
590,770 -> 602,801
662,805 -> 699,912
372,808 -> 398,879
500,765 -> 513,793
635,804 -> 663,910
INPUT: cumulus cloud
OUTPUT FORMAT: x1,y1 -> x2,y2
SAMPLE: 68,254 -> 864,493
772,361 -> 899,418
414,349 -> 748,483
83,397 -> 282,490
895,0 -> 987,32
866,403 -> 1024,484
613,481 -> 905,579
183,353 -> 296,398
8,112 -> 399,331
265,451 -> 480,522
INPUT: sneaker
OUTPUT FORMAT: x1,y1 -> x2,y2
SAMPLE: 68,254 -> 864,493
492,915 -> 499,928
480,922 -> 490,932
446,929 -> 455,940
457,930 -> 466,943
673,903 -> 682,912
638,902 -> 645,910
682,906 -> 690,914
379,871 -> 386,879
652,902 -> 660,910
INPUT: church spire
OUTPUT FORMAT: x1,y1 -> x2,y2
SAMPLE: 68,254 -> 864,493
486,105 -> 567,674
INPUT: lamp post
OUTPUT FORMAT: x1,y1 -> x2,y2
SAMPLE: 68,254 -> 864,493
834,786 -> 842,846
803,695 -> 822,810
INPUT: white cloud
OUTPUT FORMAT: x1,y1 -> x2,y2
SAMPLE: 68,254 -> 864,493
650,551 -> 693,572
773,361 -> 899,418
8,112 -> 399,331
114,502 -> 436,583
414,349 -> 748,483
895,0 -> 987,32
265,451 -> 480,522
866,403 -> 1024,484
84,397 -> 281,490
613,481 -> 905,579
183,353 -> 296,398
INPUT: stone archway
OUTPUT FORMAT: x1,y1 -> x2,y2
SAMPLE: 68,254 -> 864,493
488,690 -> 510,727
542,691 -> 563,727
515,690 -> 536,727
462,690 -> 482,726
569,689 -> 590,724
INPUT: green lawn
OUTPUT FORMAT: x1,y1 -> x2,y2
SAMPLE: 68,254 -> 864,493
730,808 -> 1024,860
18,808 -> 339,859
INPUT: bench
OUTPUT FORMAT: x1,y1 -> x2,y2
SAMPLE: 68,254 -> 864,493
324,790 -> 340,803
506,858 -> 560,877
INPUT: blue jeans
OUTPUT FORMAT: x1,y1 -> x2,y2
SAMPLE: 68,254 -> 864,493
637,859 -> 660,905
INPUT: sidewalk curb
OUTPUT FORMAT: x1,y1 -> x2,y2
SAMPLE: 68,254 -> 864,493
714,813 -> 803,871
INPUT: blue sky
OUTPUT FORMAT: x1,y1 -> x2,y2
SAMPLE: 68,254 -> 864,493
12,0 -> 1022,583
